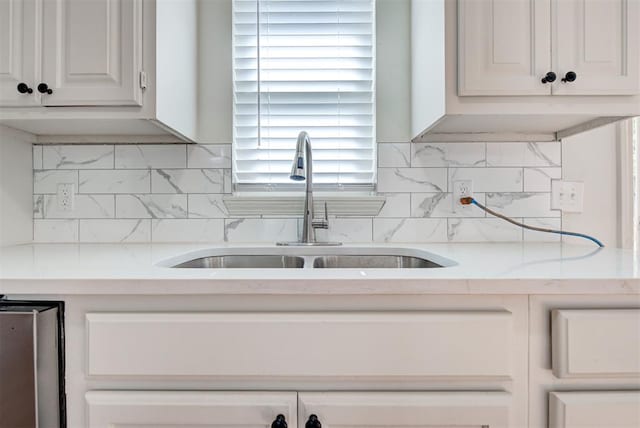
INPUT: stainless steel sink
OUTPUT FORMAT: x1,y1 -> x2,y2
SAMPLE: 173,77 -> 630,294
172,255 -> 304,269
312,255 -> 442,269
161,247 -> 455,269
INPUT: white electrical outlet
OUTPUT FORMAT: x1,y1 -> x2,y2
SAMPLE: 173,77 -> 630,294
57,183 -> 75,212
551,180 -> 584,213
452,179 -> 473,213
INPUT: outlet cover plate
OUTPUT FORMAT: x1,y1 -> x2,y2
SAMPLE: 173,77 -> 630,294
452,179 -> 473,213
57,183 -> 75,212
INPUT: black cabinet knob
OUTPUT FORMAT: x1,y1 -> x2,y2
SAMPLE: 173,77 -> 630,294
541,71 -> 557,84
37,83 -> 53,94
17,83 -> 33,94
562,71 -> 577,83
305,414 -> 322,428
271,414 -> 287,428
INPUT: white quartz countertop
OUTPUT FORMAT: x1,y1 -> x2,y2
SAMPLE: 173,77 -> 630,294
0,242 -> 639,295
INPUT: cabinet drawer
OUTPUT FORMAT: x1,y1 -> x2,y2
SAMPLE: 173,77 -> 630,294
86,311 -> 513,379
549,391 -> 640,428
551,309 -> 640,378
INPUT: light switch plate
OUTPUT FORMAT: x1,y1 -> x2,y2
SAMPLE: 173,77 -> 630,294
551,180 -> 584,213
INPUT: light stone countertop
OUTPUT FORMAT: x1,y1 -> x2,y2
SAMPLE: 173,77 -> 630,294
0,242 -> 638,295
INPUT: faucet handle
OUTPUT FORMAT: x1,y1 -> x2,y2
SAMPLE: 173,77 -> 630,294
312,201 -> 329,230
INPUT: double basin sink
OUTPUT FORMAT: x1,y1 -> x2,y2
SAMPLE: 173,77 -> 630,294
162,247 -> 455,269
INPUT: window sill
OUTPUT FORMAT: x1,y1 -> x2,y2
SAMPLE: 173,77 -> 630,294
223,192 -> 386,217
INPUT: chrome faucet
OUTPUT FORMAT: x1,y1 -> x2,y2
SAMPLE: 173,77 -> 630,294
277,131 -> 341,246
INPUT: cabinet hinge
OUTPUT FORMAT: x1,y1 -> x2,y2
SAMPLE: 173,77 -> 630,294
139,71 -> 148,90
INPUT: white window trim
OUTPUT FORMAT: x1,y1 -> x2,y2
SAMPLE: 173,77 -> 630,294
231,0 -> 378,190
617,118 -> 638,250
222,192 -> 385,217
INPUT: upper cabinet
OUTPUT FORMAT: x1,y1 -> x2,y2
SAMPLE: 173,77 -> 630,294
459,0 -> 639,97
0,0 -> 197,141
40,0 -> 143,106
412,0 -> 640,141
458,0 -> 551,96
0,0 -> 38,106
552,0 -> 640,95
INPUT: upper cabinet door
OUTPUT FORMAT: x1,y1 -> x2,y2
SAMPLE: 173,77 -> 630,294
0,0 -> 39,106
298,392 -> 512,428
553,0 -> 640,95
40,0 -> 143,106
458,0 -> 552,96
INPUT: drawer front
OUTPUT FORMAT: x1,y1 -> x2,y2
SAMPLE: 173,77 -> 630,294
549,391 -> 640,428
86,311 -> 513,379
552,309 -> 640,378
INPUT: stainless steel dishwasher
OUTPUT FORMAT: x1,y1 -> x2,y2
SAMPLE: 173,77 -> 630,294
0,300 -> 65,428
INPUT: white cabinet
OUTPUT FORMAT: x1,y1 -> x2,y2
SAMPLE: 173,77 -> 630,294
553,0 -> 640,95
0,0 -> 38,106
85,391 -> 298,428
0,0 -> 143,107
86,311 -> 513,379
458,0 -> 551,96
0,0 -> 197,141
551,309 -> 640,378
549,391 -> 640,428
41,0 -> 143,106
298,392 -> 511,428
459,0 -> 640,97
412,0 -> 640,140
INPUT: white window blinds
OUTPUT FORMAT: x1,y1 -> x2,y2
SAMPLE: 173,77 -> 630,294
233,0 -> 376,188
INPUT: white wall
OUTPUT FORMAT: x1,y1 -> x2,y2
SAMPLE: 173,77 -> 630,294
197,0 -> 233,143
562,123 -> 620,247
377,0 -> 411,142
0,126 -> 34,246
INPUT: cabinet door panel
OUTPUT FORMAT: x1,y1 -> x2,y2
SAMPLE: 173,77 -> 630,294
551,308 -> 640,378
85,391 -> 297,428
41,0 -> 142,106
549,391 -> 640,428
553,0 -> 640,95
458,0 -> 552,96
86,311 -> 513,380
0,0 -> 39,106
298,392 -> 511,428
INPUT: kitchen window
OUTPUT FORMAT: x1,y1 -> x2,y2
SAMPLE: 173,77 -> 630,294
232,0 -> 376,191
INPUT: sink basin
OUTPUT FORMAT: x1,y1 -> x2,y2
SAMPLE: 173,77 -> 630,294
312,255 -> 442,269
172,255 -> 304,269
161,247 -> 455,269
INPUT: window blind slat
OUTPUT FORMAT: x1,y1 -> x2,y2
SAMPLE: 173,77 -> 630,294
233,0 -> 376,186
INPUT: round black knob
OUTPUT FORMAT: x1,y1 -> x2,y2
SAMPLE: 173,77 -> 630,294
37,83 -> 53,95
271,414 -> 287,428
17,83 -> 33,94
562,71 -> 577,83
305,414 -> 321,428
541,71 -> 557,84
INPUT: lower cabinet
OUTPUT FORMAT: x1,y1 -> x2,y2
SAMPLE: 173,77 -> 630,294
85,391 -> 511,428
85,391 -> 298,427
549,391 -> 640,428
298,392 -> 511,427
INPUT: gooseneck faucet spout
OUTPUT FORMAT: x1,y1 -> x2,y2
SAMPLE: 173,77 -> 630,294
277,131 -> 341,246
290,131 -> 317,243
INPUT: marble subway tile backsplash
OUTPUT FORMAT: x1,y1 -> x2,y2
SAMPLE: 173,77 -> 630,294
32,141 -> 562,243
